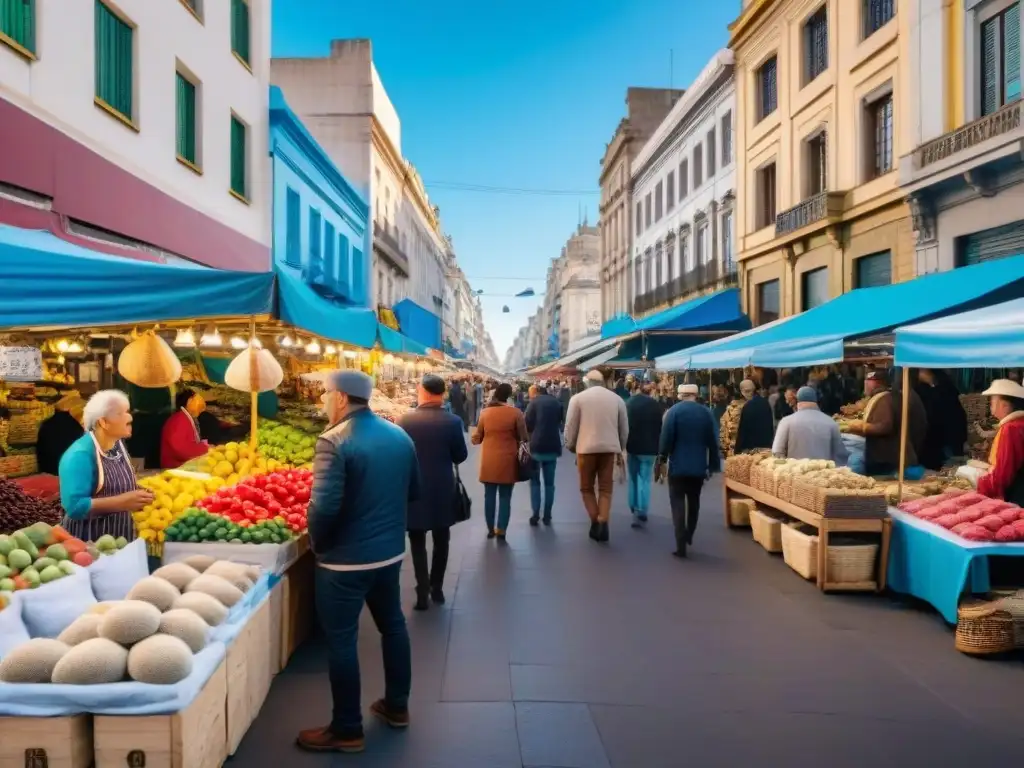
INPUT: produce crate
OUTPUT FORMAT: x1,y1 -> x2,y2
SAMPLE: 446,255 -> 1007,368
749,509 -> 784,554
826,537 -> 879,584
0,714 -> 93,768
93,661 -> 228,768
226,597 -> 273,755
781,523 -> 818,580
727,497 -> 754,527
776,475 -> 793,504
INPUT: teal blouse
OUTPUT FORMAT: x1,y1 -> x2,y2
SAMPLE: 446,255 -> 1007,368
58,433 -> 104,520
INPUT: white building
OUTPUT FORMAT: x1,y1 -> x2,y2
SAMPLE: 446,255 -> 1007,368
631,50 -> 737,316
0,0 -> 271,268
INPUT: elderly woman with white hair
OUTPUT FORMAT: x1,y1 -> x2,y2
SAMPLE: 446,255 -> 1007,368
58,390 -> 152,542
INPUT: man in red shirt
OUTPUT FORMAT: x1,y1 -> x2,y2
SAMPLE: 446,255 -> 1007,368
977,379 -> 1024,506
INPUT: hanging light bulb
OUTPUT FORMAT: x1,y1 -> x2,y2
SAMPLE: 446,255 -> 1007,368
56,339 -> 70,353
324,344 -> 337,356
67,341 -> 83,353
383,353 -> 396,365
230,336 -> 248,350
343,349 -> 358,360
305,339 -> 321,355
200,327 -> 222,347
279,335 -> 293,348
173,329 -> 196,348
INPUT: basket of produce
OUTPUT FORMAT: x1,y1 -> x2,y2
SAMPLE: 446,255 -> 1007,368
955,600 -> 1016,655
0,478 -> 65,533
825,535 -> 879,584
0,454 -> 38,479
727,498 -> 754,527
776,475 -> 794,504
816,489 -> 888,518
749,508 -> 785,554
719,400 -> 744,458
781,523 -> 817,580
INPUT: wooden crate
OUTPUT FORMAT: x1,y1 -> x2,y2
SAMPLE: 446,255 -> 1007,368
226,596 -> 274,755
280,551 -> 315,670
0,714 -> 93,768
93,661 -> 228,768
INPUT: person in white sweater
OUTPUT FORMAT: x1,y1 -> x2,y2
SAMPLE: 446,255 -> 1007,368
772,387 -> 848,464
564,370 -> 629,543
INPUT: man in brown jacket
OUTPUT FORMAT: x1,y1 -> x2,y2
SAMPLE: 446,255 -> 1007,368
564,370 -> 629,543
845,370 -> 927,475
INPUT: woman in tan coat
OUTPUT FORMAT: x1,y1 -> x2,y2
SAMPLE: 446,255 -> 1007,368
472,382 -> 528,540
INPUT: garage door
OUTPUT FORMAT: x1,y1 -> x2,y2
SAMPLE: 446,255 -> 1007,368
960,221 -> 1024,265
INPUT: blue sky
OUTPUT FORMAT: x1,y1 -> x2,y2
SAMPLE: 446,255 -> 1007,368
272,0 -> 737,360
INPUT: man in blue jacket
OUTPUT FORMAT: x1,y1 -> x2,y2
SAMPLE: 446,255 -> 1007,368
524,383 -> 563,525
658,383 -> 720,558
298,370 -> 420,755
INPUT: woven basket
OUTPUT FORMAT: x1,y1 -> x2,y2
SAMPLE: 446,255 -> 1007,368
791,480 -> 819,513
728,498 -> 754,527
750,509 -> 784,554
995,590 -> 1024,647
956,600 -> 1016,655
816,491 -> 888,518
762,471 -> 778,497
826,537 -> 879,584
0,454 -> 37,478
776,475 -> 793,504
781,523 -> 818,579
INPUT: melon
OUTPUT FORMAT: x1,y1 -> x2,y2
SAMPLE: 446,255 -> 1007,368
185,574 -> 243,607
172,591 -> 228,626
181,554 -> 216,573
126,577 -> 181,612
152,562 -> 201,591
0,638 -> 69,683
244,565 -> 260,582
204,561 -> 253,593
158,609 -> 208,653
7,549 -> 31,571
58,614 -> 102,646
98,600 -> 161,646
87,601 -> 123,616
51,638 -> 128,684
127,634 -> 194,684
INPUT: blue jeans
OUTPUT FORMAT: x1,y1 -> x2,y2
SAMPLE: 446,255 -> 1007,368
627,454 -> 657,516
315,563 -> 411,736
530,455 -> 558,519
484,482 -> 514,532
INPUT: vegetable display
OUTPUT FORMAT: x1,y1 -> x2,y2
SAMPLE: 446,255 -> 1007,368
135,471 -> 227,544
195,468 -> 311,534
0,524 -> 127,592
0,478 -> 65,534
255,420 -> 316,466
163,509 -> 297,544
898,489 -> 1024,542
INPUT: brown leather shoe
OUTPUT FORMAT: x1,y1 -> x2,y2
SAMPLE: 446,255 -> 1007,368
296,725 -> 365,753
370,699 -> 410,729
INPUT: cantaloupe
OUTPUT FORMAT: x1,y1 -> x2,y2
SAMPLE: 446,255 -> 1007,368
87,601 -> 124,616
172,591 -> 228,626
204,562 -> 253,593
127,634 -> 194,684
158,609 -> 208,653
244,565 -> 260,582
126,576 -> 181,612
98,600 -> 161,646
185,574 -> 243,607
181,554 -> 216,573
0,638 -> 69,683
57,614 -> 102,646
51,638 -> 128,684
152,562 -> 201,591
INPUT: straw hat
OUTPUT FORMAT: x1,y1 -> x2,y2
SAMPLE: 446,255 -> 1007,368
982,379 -> 1024,399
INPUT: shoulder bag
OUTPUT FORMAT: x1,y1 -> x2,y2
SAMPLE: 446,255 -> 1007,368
453,466 -> 472,523
516,441 -> 533,482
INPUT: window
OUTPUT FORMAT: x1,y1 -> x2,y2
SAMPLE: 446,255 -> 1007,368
806,131 -> 827,196
707,129 -> 717,177
758,56 -> 778,120
634,259 -> 642,296
0,0 -> 35,56
679,159 -> 689,200
693,145 -> 704,187
667,240 -> 675,282
654,182 -> 664,221
285,188 -> 301,267
721,112 -> 733,165
644,252 -> 653,293
981,4 -> 1021,116
635,201 -> 642,235
644,193 -> 652,228
179,0 -> 202,21
804,6 -> 829,84
337,233 -> 351,295
655,250 -> 663,286
666,171 -> 675,211
757,162 -> 777,229
352,248 -> 364,303
855,251 -> 892,287
757,280 -> 780,325
323,221 -> 336,289
95,1 -> 134,125
801,267 -> 829,310
864,0 -> 896,39
722,211 -> 734,270
867,93 -> 894,178
175,72 -> 198,169
680,236 -> 690,272
308,209 -> 322,283
230,115 -> 248,200
231,0 -> 250,68
696,222 -> 709,265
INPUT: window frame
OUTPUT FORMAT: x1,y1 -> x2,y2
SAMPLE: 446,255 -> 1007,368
94,0 -> 137,130
756,161 -> 778,230
229,113 -> 250,203
707,128 -> 717,177
757,279 -> 781,326
635,201 -> 642,235
804,127 -> 827,198
863,0 -> 896,40
800,266 -> 829,311
0,0 -> 36,59
864,89 -> 895,180
284,187 -> 302,267
679,159 -> 689,200
666,171 -> 675,212
175,68 -> 201,174
693,144 -> 704,188
231,0 -> 252,72
644,193 -> 652,229
757,55 -> 779,121
654,181 -> 664,222
721,112 -> 733,165
979,1 -> 1022,116
722,210 -> 734,271
178,0 -> 203,24
803,5 -> 829,85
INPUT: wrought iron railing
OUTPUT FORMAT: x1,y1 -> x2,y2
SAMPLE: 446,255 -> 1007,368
774,191 -> 843,237
372,221 -> 411,276
915,101 -> 1021,169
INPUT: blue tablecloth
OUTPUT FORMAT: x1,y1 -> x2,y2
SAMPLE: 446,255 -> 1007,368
887,508 -> 1024,623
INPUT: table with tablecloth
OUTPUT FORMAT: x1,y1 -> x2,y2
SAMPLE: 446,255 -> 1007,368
886,508 -> 1024,623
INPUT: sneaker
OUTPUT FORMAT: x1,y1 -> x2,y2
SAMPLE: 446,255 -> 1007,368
542,516 -> 552,525
413,593 -> 429,611
430,587 -> 446,605
495,529 -> 507,542
487,528 -> 496,539
370,699 -> 410,729
296,726 -> 365,753
638,514 -> 648,523
529,516 -> 539,526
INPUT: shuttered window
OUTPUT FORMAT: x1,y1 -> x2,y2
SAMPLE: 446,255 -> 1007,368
864,0 -> 896,39
679,159 -> 689,200
323,222 -> 336,289
635,202 -> 642,235
175,73 -> 197,166
230,115 -> 247,199
308,209 -> 322,284
981,4 -> 1021,116
707,129 -> 716,176
722,112 -> 733,164
959,222 -> 1024,265
338,234 -> 351,297
285,188 -> 301,267
95,1 -> 134,124
722,211 -> 734,271
855,251 -> 892,287
804,7 -> 829,83
869,94 -> 894,177
758,56 -> 778,120
802,267 -> 829,310
351,247 -> 364,303
757,280 -> 780,325
231,0 -> 250,67
0,0 -> 35,56
666,171 -> 675,212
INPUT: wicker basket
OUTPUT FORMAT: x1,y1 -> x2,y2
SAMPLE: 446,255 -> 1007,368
750,509 -> 784,554
816,491 -> 888,518
776,475 -> 793,504
0,454 -> 37,479
995,590 -> 1024,647
955,600 -> 1016,655
761,470 -> 778,497
825,536 -> 879,583
781,523 -> 818,580
791,480 -> 819,513
728,498 -> 754,527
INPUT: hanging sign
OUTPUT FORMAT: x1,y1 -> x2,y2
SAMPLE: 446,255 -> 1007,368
0,346 -> 43,381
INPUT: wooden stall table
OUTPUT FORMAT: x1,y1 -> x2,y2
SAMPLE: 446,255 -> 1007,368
724,478 -> 892,593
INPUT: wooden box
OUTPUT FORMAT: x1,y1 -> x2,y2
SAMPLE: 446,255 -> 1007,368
0,714 -> 93,768
226,596 -> 274,755
280,551 -> 315,670
267,578 -> 285,676
93,661 -> 228,768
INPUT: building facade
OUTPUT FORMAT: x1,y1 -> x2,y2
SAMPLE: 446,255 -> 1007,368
730,0 -> 913,326
598,87 -> 685,321
0,0 -> 271,269
900,0 -> 1024,274
538,224 -> 601,357
631,50 -> 738,317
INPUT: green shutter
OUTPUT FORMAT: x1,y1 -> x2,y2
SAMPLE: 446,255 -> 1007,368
0,0 -> 35,54
230,116 -> 247,198
323,222 -> 336,288
285,188 -> 301,266
94,1 -> 133,122
981,16 -> 999,116
231,0 -> 250,66
175,73 -> 197,165
1005,6 -> 1021,105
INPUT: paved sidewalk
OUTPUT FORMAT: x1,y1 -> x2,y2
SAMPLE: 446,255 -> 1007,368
234,445 -> 1024,767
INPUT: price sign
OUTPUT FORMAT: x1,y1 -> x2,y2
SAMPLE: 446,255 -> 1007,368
0,346 -> 42,382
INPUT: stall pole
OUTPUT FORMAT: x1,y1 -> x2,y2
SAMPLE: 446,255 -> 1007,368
896,366 -> 910,504
249,317 -> 258,452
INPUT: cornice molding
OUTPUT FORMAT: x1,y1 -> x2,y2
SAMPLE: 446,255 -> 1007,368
370,116 -> 442,237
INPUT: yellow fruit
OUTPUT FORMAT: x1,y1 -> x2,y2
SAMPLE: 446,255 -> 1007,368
140,529 -> 156,542
223,450 -> 239,465
225,442 -> 239,453
226,473 -> 239,486
155,494 -> 173,511
213,461 -> 233,478
235,460 -> 251,477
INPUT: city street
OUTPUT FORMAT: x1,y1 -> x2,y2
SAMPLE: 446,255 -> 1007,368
235,444 -> 1024,767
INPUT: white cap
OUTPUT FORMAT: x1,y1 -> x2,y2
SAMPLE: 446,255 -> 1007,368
983,379 -> 1024,399
585,370 -> 604,383
678,384 -> 699,397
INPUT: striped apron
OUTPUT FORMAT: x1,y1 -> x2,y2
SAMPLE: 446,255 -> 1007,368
60,436 -> 138,543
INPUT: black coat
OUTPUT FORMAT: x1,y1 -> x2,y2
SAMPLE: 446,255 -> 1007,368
626,394 -> 663,456
524,394 -> 563,456
398,404 -> 468,531
916,379 -> 968,469
35,411 -> 84,475
735,395 -> 775,452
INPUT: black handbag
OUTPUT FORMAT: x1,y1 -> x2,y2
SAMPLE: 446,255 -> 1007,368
516,441 -> 533,482
453,466 -> 472,523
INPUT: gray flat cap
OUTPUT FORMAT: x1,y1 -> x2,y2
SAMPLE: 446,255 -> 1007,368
327,370 -> 373,400
796,386 -> 817,403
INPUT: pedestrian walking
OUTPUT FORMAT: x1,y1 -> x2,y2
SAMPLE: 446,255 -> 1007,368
472,382 -> 528,541
465,378 -> 478,428
398,374 -> 468,611
625,382 -> 663,528
658,383 -> 719,558
299,371 -> 419,754
524,383 -> 563,526
473,378 -> 484,425
564,369 -> 628,543
449,379 -> 469,432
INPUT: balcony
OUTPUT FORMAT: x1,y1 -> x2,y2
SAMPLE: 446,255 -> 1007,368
774,191 -> 845,238
633,290 -> 655,315
373,221 -> 411,277
632,260 -> 739,316
918,101 -> 1021,169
